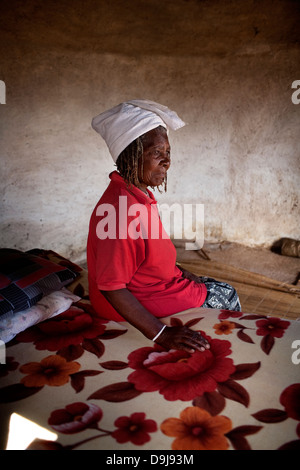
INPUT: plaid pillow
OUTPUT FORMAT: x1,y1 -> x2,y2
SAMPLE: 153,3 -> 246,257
0,249 -> 78,318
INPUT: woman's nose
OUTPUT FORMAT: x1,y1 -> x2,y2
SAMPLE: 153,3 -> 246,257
162,154 -> 171,168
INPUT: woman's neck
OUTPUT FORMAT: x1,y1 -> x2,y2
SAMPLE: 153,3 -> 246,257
136,184 -> 148,195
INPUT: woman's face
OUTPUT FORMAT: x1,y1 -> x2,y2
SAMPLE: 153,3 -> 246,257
138,127 -> 171,189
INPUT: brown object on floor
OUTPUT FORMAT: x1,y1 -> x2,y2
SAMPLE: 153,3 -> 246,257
280,238 -> 300,258
179,259 -> 300,320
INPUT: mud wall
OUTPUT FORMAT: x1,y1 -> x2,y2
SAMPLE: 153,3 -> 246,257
0,0 -> 299,261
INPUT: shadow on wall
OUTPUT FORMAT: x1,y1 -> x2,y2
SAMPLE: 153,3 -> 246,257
0,221 -> 43,251
0,220 -> 86,262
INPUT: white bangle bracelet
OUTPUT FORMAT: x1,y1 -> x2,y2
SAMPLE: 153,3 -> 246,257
152,325 -> 167,342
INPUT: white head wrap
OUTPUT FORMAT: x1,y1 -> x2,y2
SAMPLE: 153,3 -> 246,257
91,99 -> 186,162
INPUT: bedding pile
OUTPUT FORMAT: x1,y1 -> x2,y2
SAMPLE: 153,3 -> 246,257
0,249 -> 80,343
0,249 -> 299,450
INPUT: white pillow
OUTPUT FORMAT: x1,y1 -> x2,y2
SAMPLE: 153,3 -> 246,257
0,288 -> 81,343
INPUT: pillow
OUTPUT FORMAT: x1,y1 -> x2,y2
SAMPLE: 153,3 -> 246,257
0,287 -> 81,343
0,249 -> 78,318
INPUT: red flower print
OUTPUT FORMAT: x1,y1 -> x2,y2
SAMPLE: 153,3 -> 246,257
219,310 -> 242,320
48,402 -> 103,434
161,406 -> 232,450
16,306 -> 106,351
280,384 -> 300,421
127,338 -> 235,401
256,317 -> 290,338
112,412 -> 157,445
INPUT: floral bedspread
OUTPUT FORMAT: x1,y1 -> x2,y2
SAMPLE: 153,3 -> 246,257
1,301 -> 300,450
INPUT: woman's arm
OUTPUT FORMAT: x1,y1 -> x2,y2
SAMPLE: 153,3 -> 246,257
101,288 -> 210,353
177,265 -> 203,283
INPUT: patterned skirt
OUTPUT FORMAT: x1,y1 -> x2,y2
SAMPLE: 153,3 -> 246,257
199,277 -> 242,312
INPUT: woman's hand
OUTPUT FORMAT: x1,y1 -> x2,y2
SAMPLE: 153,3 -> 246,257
154,325 -> 210,354
177,266 -> 203,283
101,288 -> 210,354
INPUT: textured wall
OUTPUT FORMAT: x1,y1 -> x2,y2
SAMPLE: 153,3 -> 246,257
0,0 -> 299,261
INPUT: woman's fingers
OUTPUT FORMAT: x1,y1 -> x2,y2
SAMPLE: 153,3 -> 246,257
181,332 -> 209,353
158,326 -> 210,353
190,331 -> 210,351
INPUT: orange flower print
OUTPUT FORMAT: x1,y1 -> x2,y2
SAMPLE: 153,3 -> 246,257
161,406 -> 232,450
20,355 -> 80,387
214,321 -> 235,335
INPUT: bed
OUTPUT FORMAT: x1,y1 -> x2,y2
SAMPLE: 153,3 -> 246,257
0,249 -> 299,451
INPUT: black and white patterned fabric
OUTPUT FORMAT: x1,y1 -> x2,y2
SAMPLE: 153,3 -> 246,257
199,277 -> 241,312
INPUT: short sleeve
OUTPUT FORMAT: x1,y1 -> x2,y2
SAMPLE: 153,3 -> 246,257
94,212 -> 146,291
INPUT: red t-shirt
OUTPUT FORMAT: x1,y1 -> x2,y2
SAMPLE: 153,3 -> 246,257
87,171 -> 207,321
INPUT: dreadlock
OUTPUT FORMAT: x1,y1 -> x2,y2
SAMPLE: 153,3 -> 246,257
115,126 -> 167,192
116,136 -> 144,188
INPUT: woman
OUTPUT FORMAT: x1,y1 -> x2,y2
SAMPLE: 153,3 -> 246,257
87,100 -> 241,354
